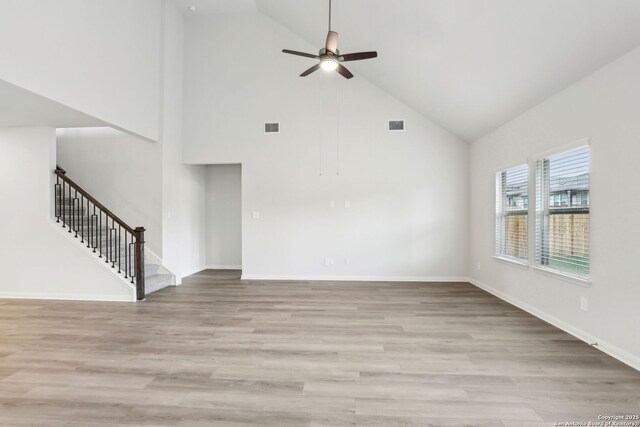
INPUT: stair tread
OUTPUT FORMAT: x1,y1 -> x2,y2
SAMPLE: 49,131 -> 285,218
145,274 -> 174,294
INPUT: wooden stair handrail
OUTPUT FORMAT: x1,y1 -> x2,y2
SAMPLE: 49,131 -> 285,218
55,166 -> 138,235
55,165 -> 146,300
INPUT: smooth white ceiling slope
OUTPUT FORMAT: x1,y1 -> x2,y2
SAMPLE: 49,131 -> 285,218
173,0 -> 256,14
246,0 -> 640,141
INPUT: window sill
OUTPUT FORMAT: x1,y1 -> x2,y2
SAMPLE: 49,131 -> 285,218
493,256 -> 529,270
533,266 -> 592,288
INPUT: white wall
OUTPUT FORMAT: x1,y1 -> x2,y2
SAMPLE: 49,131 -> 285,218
0,127 -> 134,301
205,165 -> 242,269
0,0 -> 162,141
469,47 -> 640,369
183,13 -> 469,280
161,1 -> 206,283
56,128 -> 163,255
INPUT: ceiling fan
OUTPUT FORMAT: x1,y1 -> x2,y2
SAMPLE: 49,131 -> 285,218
282,0 -> 378,79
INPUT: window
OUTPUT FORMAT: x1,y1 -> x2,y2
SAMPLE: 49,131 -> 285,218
496,164 -> 528,263
535,146 -> 590,278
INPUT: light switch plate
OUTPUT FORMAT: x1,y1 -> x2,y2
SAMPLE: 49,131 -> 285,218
329,201 -> 335,208
344,200 -> 351,208
580,296 -> 588,312
252,211 -> 260,220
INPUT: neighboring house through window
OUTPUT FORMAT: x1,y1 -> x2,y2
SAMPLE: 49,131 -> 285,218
535,145 -> 590,278
495,164 -> 528,263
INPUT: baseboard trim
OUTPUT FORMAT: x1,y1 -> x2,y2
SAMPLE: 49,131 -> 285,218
468,277 -> 640,372
0,292 -> 133,302
241,274 -> 469,282
206,265 -> 242,270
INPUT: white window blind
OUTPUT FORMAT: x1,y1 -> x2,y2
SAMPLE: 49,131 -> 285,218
495,164 -> 528,262
535,146 -> 590,278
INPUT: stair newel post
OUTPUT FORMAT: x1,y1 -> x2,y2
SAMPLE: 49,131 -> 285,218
134,227 -> 146,301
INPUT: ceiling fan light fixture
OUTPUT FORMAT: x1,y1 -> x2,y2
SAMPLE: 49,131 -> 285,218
281,0 -> 377,79
320,58 -> 338,72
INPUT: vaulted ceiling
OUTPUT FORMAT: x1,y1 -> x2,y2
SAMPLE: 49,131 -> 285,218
178,0 -> 640,142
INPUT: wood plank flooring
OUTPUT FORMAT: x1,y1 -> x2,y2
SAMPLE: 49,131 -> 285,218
1,270 -> 639,426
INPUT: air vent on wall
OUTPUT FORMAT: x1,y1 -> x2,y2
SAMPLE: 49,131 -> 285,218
388,120 -> 405,131
265,122 -> 280,133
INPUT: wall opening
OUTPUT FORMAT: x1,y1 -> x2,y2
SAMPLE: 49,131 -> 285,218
205,164 -> 242,271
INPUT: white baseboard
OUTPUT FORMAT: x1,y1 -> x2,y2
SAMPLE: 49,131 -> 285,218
206,265 -> 242,270
241,274 -> 469,282
468,277 -> 640,372
0,292 -> 133,302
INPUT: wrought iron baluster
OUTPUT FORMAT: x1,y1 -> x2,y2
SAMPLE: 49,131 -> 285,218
73,190 -> 78,238
98,209 -> 103,258
111,221 -> 116,269
54,183 -> 61,222
117,225 -> 122,273
53,166 -> 146,301
128,242 -> 135,284
91,207 -> 98,253
80,195 -> 85,244
124,232 -> 128,279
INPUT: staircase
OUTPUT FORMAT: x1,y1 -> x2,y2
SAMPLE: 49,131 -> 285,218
54,166 -> 173,299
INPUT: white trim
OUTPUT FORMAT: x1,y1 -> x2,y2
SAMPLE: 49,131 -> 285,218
145,247 -> 163,266
206,265 -> 242,270
0,292 -> 133,302
468,277 -> 640,372
533,266 -> 591,287
493,256 -> 529,269
145,247 -> 176,282
531,137 -> 590,161
494,160 -> 529,175
241,274 -> 469,282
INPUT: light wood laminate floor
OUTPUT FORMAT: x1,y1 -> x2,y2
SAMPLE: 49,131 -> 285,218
1,270 -> 639,426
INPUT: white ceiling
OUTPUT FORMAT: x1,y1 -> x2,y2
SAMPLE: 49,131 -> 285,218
186,0 -> 640,142
172,0 -> 256,15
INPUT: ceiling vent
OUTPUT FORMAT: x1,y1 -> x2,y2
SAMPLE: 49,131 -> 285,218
264,122 -> 280,134
389,120 -> 405,131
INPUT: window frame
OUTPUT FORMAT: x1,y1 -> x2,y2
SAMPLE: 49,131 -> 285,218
533,139 -> 592,285
494,162 -> 530,266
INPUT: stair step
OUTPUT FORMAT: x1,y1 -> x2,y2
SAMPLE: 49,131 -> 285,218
54,209 -> 174,299
145,264 -> 160,277
145,274 -> 173,294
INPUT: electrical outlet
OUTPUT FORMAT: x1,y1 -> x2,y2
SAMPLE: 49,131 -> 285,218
345,258 -> 351,265
329,201 -> 335,208
325,257 -> 331,266
476,261 -> 481,271
252,211 -> 260,220
344,200 -> 351,208
580,296 -> 588,312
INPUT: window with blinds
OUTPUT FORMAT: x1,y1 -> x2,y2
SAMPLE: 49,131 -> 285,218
495,164 -> 529,263
535,146 -> 590,278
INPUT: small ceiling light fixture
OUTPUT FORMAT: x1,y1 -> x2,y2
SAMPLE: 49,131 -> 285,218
188,5 -> 196,12
281,0 -> 378,79
320,58 -> 338,72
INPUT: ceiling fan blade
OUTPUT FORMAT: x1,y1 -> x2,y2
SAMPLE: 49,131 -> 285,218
300,63 -> 321,77
282,49 -> 318,59
339,51 -> 378,62
336,64 -> 354,79
325,31 -> 338,53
